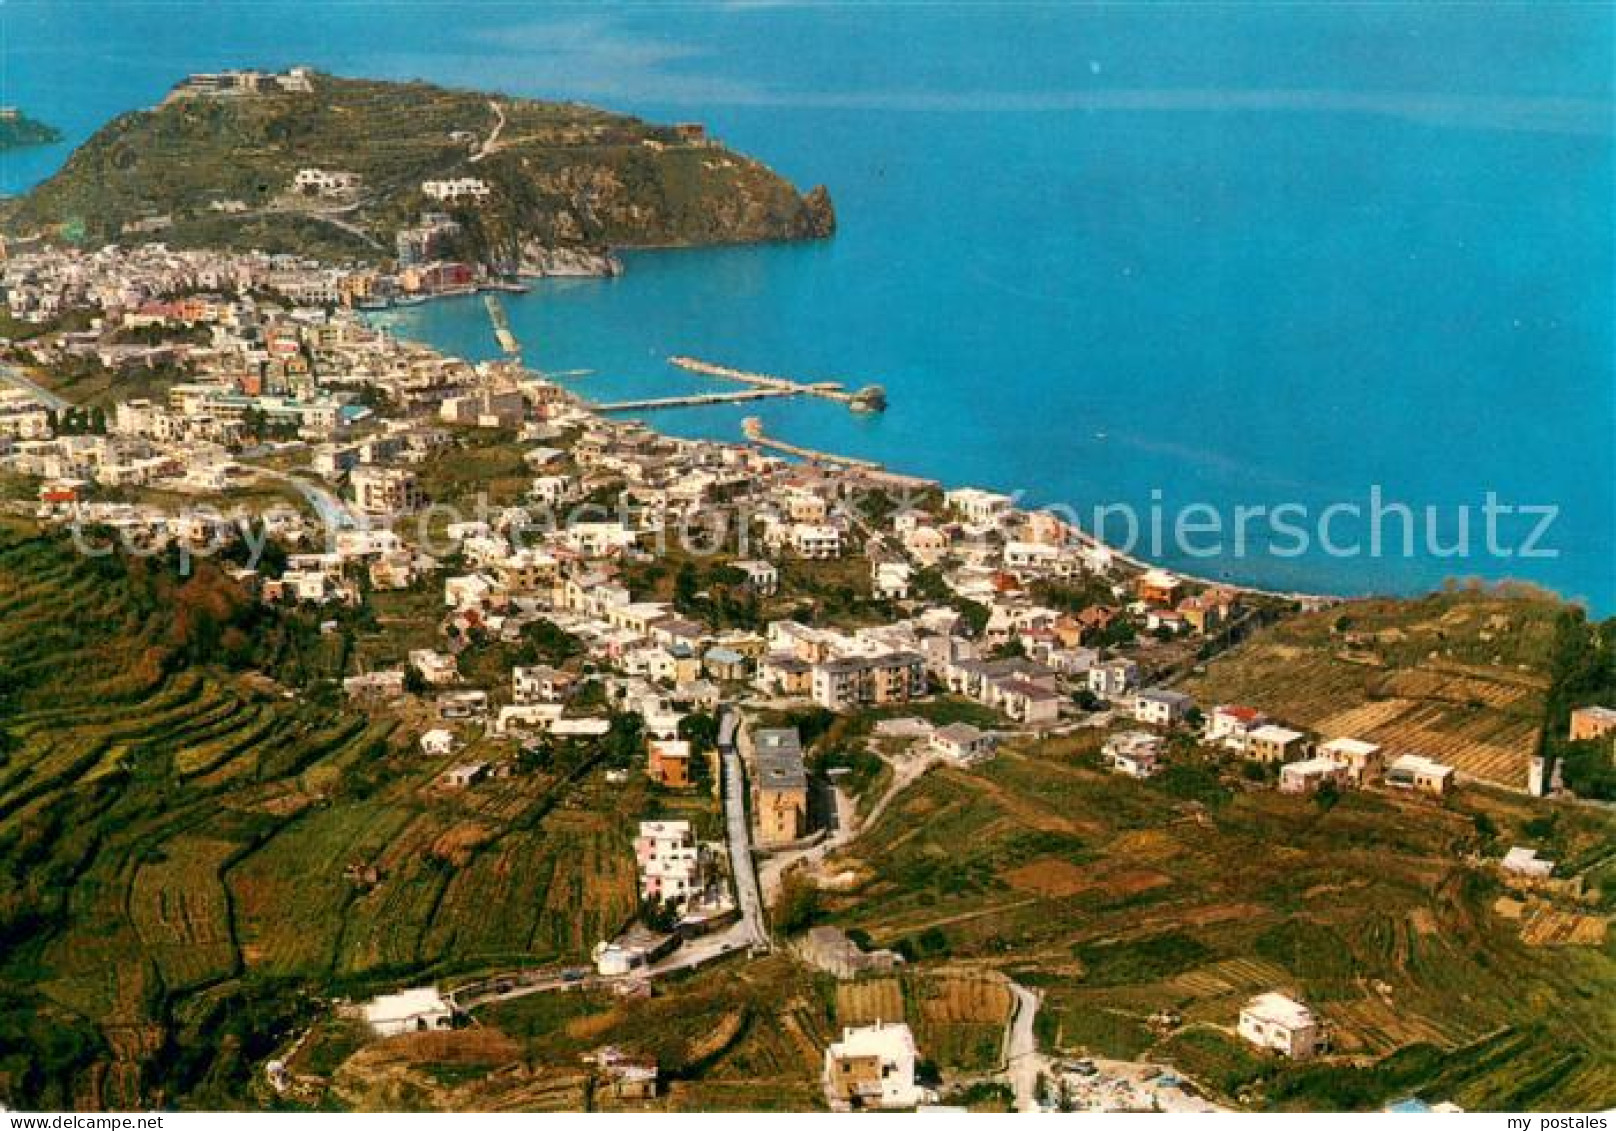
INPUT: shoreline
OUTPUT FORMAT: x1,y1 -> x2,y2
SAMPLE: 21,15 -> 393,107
373,284 -> 1594,617
370,295 -> 1348,609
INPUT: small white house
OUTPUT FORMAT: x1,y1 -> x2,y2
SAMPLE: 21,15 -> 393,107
1133,688 -> 1194,728
1278,756 -> 1348,795
1238,992 -> 1320,1059
1088,658 -> 1139,700
419,728 -> 456,757
1316,737 -> 1382,782
1103,730 -> 1164,779
929,722 -> 997,764
823,1021 -> 924,1110
362,988 -> 453,1037
1385,753 -> 1455,795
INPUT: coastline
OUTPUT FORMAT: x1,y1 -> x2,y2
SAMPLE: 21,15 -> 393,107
371,296 -> 1348,609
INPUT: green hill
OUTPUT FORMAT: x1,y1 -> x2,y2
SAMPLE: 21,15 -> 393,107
0,519 -> 650,1108
0,111 -> 60,151
6,72 -> 834,264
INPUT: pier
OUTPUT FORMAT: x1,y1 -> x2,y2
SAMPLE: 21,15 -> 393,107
741,417 -> 936,490
595,388 -> 798,413
484,294 -> 521,358
669,355 -> 887,413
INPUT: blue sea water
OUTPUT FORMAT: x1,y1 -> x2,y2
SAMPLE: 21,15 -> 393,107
2,3 -> 1611,608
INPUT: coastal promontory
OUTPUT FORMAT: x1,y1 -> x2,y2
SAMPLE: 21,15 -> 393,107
3,69 -> 834,267
0,108 -> 61,150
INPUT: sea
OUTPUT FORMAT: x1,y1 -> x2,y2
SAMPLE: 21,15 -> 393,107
2,2 -> 1611,609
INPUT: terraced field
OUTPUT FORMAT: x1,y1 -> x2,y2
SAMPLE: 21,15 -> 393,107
1181,590 -> 1562,787
817,736 -> 1616,1111
0,522 -> 641,1109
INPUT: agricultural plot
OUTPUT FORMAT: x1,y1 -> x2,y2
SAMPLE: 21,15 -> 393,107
1182,591 -> 1560,787
0,522 -> 646,1108
818,734 -> 1615,1111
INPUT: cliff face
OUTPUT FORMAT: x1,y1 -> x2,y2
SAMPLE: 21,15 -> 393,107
8,73 -> 833,263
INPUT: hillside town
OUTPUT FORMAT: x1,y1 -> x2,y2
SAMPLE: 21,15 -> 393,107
2,237 -> 1611,1112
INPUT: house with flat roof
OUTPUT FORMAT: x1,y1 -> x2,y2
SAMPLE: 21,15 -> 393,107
752,727 -> 809,847
1385,753 -> 1455,796
1247,724 -> 1307,764
1570,705 -> 1616,742
1316,736 -> 1382,783
823,1021 -> 924,1110
1134,688 -> 1194,728
1238,992 -> 1320,1059
362,988 -> 453,1037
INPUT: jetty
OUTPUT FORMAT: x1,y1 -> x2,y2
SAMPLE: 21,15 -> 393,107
596,388 -> 797,413
484,294 -> 521,358
741,417 -> 936,490
670,355 -> 887,413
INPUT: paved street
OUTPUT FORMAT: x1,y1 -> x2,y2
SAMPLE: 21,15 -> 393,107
721,743 -> 769,951
0,363 -> 70,412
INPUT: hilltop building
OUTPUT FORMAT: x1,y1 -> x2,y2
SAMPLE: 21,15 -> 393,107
823,1021 -> 924,1110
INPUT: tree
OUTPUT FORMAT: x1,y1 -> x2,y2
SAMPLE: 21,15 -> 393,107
771,871 -> 821,934
677,710 -> 719,754
640,896 -> 681,933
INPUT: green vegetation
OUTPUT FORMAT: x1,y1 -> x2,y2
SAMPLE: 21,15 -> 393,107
0,111 -> 60,150
10,73 -> 833,262
0,519 -> 655,1108
1539,609 -> 1616,799
817,735 -> 1615,1111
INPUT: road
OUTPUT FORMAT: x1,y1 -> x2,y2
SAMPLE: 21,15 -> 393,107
721,742 -> 769,951
469,99 -> 506,163
1004,980 -> 1049,1113
0,363 -> 70,412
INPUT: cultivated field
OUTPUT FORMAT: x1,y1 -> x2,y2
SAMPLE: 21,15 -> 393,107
1182,591 -> 1563,787
0,522 -> 646,1109
816,731 -> 1616,1111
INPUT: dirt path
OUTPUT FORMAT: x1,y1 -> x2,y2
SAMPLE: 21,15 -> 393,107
1004,979 -> 1049,1113
469,100 -> 506,164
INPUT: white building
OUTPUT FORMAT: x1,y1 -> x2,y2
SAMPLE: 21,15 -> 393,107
1088,658 -> 1139,699
1385,753 -> 1455,795
945,487 -> 1013,527
351,466 -> 422,515
422,177 -> 492,203
929,722 -> 996,765
1316,737 -> 1382,783
872,560 -> 912,600
1279,756 -> 1349,795
362,988 -> 453,1037
732,559 -> 779,596
823,1021 -> 924,1110
1103,730 -> 1164,778
1134,688 -> 1194,728
634,820 -> 702,903
791,523 -> 843,559
1207,704 -> 1267,751
1238,992 -> 1320,1059
419,728 -> 456,756
293,168 -> 361,195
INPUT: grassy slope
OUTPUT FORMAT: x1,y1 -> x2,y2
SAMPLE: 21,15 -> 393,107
9,74 -> 831,257
815,727 -> 1615,1111
0,519 -> 648,1109
1180,588 -> 1566,787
